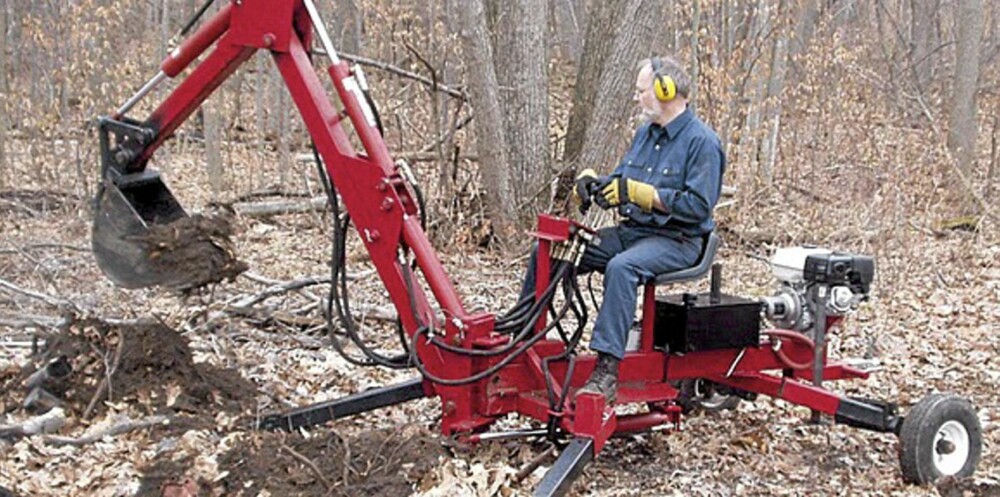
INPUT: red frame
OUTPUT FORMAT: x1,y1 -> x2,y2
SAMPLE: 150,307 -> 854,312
125,0 -> 873,456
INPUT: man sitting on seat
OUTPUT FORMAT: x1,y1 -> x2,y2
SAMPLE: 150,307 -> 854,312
520,55 -> 726,403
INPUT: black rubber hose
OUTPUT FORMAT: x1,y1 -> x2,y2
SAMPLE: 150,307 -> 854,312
178,0 -> 216,37
313,145 -> 410,368
410,295 -> 575,386
426,262 -> 571,357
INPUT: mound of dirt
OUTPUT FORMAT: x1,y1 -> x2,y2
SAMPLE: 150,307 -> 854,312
138,214 -> 248,292
0,317 -> 258,419
217,428 -> 445,497
134,455 -> 196,497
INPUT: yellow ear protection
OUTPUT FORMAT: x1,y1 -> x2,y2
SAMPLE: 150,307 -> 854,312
651,57 -> 677,102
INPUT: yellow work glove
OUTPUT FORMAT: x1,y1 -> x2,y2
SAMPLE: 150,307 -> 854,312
601,177 -> 658,212
572,168 -> 601,213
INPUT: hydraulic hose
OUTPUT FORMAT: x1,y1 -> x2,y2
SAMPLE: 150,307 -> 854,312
426,262 -> 572,357
410,293 -> 576,386
313,145 -> 411,369
762,329 -> 816,371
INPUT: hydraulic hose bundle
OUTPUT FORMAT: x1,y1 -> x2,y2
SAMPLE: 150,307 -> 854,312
314,145 -> 589,381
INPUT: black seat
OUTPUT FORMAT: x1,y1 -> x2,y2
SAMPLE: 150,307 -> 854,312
652,232 -> 720,285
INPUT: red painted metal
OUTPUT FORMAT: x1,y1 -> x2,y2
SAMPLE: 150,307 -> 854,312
713,372 -> 843,415
161,4 -> 235,77
640,283 -> 656,351
117,0 -> 875,465
615,412 -> 676,434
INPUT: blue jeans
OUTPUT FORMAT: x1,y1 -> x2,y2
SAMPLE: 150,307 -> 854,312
520,225 -> 703,359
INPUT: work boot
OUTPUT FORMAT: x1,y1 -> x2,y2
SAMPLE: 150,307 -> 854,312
576,352 -> 620,404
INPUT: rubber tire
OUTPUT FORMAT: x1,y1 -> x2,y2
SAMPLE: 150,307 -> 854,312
676,379 -> 741,414
898,393 -> 982,484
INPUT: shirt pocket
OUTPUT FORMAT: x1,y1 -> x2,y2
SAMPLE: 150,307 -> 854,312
654,163 -> 685,190
621,159 -> 651,181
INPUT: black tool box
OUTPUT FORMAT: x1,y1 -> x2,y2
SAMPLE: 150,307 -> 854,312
654,292 -> 761,353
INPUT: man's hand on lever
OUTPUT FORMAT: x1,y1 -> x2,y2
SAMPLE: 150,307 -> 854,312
572,168 -> 603,214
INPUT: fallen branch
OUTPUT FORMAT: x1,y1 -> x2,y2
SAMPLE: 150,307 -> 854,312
42,414 -> 172,446
0,313 -> 65,329
514,444 -> 558,483
232,196 -> 329,217
226,302 -> 398,325
0,277 -> 77,310
0,197 -> 41,217
0,407 -> 67,440
280,441 -> 331,490
394,151 -> 478,162
232,275 -> 335,308
83,328 -> 125,419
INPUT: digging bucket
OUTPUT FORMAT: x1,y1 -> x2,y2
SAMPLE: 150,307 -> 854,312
91,169 -> 187,288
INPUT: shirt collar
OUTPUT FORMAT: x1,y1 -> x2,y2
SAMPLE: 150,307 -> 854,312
650,107 -> 694,140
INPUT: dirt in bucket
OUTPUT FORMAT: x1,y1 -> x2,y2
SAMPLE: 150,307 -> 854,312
137,214 -> 248,292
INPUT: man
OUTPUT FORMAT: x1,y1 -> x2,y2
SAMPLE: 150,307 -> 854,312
520,55 -> 725,403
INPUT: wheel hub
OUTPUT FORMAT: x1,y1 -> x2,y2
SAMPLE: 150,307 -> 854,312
933,420 -> 970,475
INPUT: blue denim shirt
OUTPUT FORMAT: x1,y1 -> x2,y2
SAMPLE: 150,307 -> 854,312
609,108 -> 725,237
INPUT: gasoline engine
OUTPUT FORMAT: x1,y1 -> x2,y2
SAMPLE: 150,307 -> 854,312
761,247 -> 875,335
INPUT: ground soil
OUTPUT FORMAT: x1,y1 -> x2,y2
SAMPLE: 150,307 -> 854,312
216,428 -> 445,497
0,317 -> 258,419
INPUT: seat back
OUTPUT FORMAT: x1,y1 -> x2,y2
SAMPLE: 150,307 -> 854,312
652,232 -> 720,286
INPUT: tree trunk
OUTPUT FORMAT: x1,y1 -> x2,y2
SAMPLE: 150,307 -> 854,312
789,0 -> 820,65
437,0 -> 459,197
459,0 -> 517,232
562,0 -> 626,167
331,0 -> 364,55
491,0 -> 549,220
277,86 -> 290,188
734,2 -> 770,175
573,0 -> 663,175
909,0 -> 936,90
0,0 -> 7,186
989,115 -> 998,201
947,0 -> 984,181
758,0 -> 790,185
205,100 -> 222,201
689,0 -> 701,111
160,0 -> 170,58
553,0 -> 584,63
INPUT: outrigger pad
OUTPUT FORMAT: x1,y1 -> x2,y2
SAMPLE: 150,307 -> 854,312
92,171 -> 247,291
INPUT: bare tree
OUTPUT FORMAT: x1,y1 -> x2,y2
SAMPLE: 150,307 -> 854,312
758,0 -> 790,184
689,0 -> 702,110
909,0 -> 938,90
789,0 -> 821,71
568,0 -> 663,175
562,0 -> 627,168
459,0 -> 517,230
331,0 -> 364,55
0,0 -> 8,185
552,0 -> 584,63
491,0 -> 550,220
947,0 -> 984,180
205,100 -> 222,201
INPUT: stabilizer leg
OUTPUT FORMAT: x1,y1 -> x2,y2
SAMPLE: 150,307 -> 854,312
533,437 -> 594,497
257,377 -> 426,431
